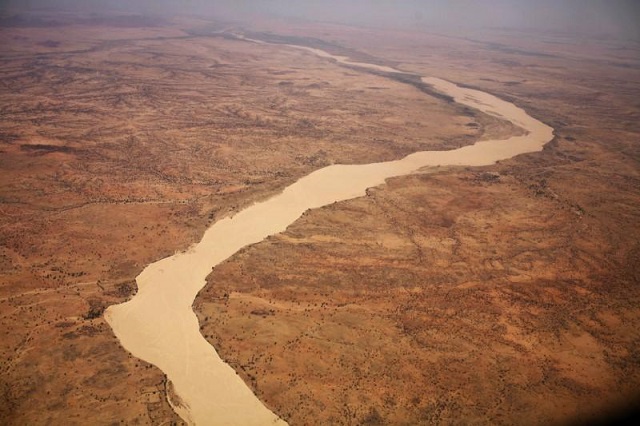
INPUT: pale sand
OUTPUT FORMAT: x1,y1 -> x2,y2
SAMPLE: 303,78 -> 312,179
105,38 -> 554,425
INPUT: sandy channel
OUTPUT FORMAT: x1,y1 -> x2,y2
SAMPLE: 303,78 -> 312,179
104,38 -> 554,425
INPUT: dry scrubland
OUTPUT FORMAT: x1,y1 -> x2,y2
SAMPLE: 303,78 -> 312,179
0,12 -> 638,425
0,14 -> 482,424
195,22 -> 640,425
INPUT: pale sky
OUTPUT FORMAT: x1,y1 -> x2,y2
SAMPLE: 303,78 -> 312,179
2,0 -> 639,39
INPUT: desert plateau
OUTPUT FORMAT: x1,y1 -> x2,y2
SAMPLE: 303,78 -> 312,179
1,1 -> 639,425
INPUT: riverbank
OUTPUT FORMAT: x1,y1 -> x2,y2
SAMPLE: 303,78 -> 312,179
105,35 -> 553,424
0,17 -> 482,423
195,23 -> 640,425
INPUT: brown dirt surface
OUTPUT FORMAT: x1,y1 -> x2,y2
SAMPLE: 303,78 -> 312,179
0,14 -> 483,424
194,21 -> 640,426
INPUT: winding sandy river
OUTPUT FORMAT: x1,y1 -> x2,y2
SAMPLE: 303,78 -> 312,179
104,36 -> 554,425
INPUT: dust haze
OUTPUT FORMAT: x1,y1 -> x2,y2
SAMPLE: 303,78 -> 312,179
3,0 -> 640,40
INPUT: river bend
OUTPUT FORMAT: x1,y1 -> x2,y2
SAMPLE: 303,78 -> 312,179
105,36 -> 554,425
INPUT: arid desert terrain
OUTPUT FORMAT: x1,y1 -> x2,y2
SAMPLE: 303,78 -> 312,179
1,10 -> 639,425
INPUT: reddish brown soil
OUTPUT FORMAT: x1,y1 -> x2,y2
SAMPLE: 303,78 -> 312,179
0,14 -> 479,424
195,20 -> 640,426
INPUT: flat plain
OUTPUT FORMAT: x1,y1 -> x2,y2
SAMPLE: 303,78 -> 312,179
1,12 -> 639,425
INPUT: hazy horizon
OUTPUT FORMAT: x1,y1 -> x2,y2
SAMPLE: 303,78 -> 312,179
2,0 -> 639,40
